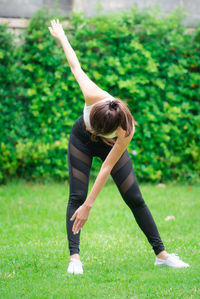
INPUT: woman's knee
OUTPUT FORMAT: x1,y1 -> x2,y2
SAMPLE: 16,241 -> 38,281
68,190 -> 87,206
125,191 -> 145,208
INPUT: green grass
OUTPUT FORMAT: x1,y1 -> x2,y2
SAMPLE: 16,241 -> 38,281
0,179 -> 199,298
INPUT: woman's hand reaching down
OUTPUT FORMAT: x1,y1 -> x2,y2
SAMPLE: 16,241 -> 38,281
48,19 -> 66,40
70,203 -> 92,234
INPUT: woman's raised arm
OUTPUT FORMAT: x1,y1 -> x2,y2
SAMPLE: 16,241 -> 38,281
48,19 -> 111,105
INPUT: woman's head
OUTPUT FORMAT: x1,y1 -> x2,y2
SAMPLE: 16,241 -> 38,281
89,98 -> 136,146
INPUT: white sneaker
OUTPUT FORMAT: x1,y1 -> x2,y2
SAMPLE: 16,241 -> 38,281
67,258 -> 83,274
154,253 -> 190,268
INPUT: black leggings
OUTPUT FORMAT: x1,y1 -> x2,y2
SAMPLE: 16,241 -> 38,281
66,115 -> 165,256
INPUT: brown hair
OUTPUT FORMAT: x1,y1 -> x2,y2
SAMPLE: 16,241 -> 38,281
89,98 -> 137,146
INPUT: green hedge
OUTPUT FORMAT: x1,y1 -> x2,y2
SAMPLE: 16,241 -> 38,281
0,7 -> 199,184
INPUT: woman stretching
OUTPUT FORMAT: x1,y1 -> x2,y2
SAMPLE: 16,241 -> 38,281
48,19 -> 189,274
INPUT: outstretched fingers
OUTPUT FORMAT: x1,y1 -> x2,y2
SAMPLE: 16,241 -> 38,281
51,19 -> 56,29
73,219 -> 84,234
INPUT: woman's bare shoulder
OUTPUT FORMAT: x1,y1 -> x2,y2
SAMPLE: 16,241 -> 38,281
115,126 -> 127,139
116,122 -> 135,139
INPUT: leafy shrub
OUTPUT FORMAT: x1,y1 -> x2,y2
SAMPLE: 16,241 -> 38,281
0,7 -> 199,184
0,23 -> 28,182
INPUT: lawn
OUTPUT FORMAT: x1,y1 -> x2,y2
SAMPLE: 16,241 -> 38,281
0,179 -> 199,298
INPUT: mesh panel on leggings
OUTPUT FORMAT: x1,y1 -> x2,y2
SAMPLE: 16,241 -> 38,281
69,141 -> 91,184
111,150 -> 135,195
120,170 -> 135,194
69,142 -> 91,165
111,150 -> 129,175
72,167 -> 88,184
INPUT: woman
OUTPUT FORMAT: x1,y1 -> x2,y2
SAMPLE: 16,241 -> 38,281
48,19 -> 189,274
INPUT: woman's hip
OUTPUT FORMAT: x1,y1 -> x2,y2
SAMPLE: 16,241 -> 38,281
70,115 -> 91,142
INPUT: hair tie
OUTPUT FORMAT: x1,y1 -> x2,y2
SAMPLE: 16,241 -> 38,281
109,100 -> 117,110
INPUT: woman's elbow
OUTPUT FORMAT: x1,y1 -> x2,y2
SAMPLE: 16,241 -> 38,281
101,164 -> 112,176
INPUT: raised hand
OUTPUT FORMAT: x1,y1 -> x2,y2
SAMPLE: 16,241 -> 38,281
48,19 -> 66,40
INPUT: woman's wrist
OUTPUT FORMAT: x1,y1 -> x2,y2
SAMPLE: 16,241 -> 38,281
58,33 -> 67,43
83,200 -> 93,209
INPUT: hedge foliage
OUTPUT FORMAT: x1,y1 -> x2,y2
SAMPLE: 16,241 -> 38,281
0,7 -> 199,184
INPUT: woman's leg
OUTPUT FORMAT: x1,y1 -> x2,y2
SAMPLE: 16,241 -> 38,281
102,148 -> 166,256
66,131 -> 93,258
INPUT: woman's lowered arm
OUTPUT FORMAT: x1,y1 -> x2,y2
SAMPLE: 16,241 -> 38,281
83,126 -> 135,208
48,19 -> 111,105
